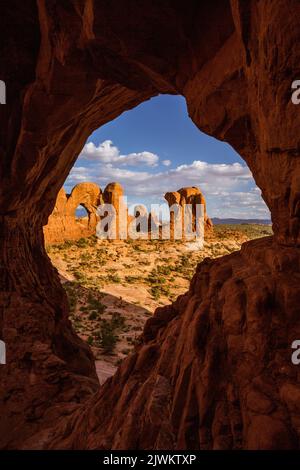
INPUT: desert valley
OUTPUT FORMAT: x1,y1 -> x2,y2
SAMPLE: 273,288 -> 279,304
46,200 -> 272,383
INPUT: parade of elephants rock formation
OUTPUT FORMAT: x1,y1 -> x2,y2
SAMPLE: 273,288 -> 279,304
44,182 -> 212,243
0,0 -> 300,452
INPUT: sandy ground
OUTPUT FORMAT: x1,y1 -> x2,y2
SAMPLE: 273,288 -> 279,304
95,360 -> 117,385
47,224 -> 272,382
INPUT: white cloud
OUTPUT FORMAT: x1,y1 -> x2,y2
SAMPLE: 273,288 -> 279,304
66,140 -> 270,219
208,189 -> 270,219
162,159 -> 171,166
69,160 -> 250,194
80,140 -> 159,167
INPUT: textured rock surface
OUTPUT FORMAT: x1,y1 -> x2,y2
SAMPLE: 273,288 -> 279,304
101,182 -> 128,239
45,181 -> 161,243
165,186 -> 213,239
29,237 -> 300,450
44,183 -> 102,243
129,205 -> 150,238
0,0 -> 299,449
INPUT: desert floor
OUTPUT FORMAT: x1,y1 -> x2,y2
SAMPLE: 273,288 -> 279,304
47,224 -> 272,383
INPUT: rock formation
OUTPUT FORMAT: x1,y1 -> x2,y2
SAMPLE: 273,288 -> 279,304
165,186 -> 213,240
45,183 -> 211,244
128,205 -> 150,238
45,181 -> 130,243
44,183 -> 102,244
101,182 -> 128,239
0,0 -> 299,450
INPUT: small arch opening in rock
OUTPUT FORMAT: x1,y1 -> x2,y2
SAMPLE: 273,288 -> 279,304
75,204 -> 89,220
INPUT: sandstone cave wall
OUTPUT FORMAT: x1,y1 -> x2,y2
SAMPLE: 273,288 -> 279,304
0,0 -> 299,450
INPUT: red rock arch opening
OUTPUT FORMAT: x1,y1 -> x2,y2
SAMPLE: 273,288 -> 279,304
0,0 -> 300,450
46,92 -> 269,245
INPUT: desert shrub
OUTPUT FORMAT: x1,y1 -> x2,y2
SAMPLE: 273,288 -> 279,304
88,311 -> 98,320
51,239 -> 74,250
87,294 -> 106,313
150,284 -> 171,300
76,238 -> 89,248
92,312 -> 126,354
81,252 -> 92,262
107,273 -> 121,283
88,235 -> 98,246
97,259 -> 106,267
98,320 -> 117,353
156,264 -> 172,276
147,270 -> 167,285
64,283 -> 77,311
73,270 -> 86,281
139,260 -> 151,266
180,255 -> 189,267
150,285 -> 160,300
121,348 -> 131,355
111,312 -> 126,329
125,275 -> 140,284
132,325 -> 141,331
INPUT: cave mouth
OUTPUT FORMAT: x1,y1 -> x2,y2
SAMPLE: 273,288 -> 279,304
1,0 -> 298,450
45,94 -> 271,381
64,94 -> 270,226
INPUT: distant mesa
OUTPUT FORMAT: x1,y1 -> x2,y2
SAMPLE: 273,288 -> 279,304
212,217 -> 271,225
44,182 -> 212,244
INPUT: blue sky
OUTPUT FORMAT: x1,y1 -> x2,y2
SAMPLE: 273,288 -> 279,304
66,94 -> 270,219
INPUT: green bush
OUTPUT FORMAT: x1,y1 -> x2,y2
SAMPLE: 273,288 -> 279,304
98,320 -> 117,354
111,312 -> 125,329
107,273 -> 121,283
156,264 -> 172,276
87,294 -> 106,313
88,311 -> 98,320
76,238 -> 88,248
125,275 -> 140,284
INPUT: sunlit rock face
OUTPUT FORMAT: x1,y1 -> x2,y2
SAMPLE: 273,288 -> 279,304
165,186 -> 213,240
0,0 -> 300,449
101,182 -> 128,240
44,183 -> 102,243
44,183 -> 149,244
